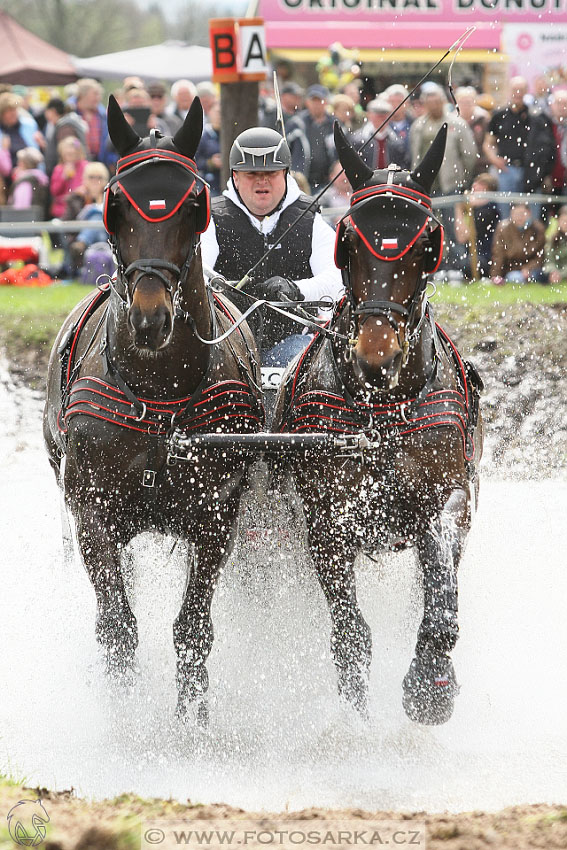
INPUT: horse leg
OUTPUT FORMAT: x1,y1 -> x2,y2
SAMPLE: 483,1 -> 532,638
174,502 -> 238,724
310,536 -> 372,715
403,488 -> 468,725
74,511 -> 137,679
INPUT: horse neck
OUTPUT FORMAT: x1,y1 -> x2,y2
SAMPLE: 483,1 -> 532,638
106,253 -> 214,399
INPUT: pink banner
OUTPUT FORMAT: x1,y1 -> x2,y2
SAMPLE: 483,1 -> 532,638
260,0 -> 567,49
261,0 -> 567,24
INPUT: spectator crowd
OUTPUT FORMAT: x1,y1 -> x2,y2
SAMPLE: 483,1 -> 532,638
2,69 -> 567,285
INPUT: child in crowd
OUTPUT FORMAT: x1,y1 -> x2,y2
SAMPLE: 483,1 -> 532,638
543,205 -> 567,284
62,160 -> 109,277
6,147 -> 48,210
455,172 -> 500,279
490,202 -> 546,285
49,137 -> 87,219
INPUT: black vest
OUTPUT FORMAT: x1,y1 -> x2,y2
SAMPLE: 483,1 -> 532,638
211,192 -> 316,286
211,192 -> 317,350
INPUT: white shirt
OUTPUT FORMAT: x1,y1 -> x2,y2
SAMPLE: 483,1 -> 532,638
201,174 -> 343,306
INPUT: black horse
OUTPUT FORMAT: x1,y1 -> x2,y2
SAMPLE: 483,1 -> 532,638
43,96 -> 263,721
274,123 -> 483,724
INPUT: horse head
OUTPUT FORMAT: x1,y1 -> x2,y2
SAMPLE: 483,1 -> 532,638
104,95 -> 210,351
334,121 -> 446,391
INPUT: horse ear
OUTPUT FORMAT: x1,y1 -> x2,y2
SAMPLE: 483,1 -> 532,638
107,94 -> 141,156
334,120 -> 373,190
410,123 -> 447,194
173,96 -> 203,159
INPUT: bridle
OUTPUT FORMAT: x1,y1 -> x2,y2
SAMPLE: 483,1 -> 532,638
335,176 -> 444,366
103,138 -> 209,319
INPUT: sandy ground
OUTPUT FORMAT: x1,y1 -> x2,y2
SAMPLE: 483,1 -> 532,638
1,782 -> 567,850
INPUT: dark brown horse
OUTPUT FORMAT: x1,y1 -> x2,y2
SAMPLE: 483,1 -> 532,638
274,123 -> 483,724
43,96 -> 263,721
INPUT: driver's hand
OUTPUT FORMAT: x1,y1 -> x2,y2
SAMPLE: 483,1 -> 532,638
263,276 -> 304,302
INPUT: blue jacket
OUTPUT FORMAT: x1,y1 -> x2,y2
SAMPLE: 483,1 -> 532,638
195,124 -> 221,196
0,110 -> 40,157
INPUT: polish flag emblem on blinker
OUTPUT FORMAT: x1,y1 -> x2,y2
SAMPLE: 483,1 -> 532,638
149,199 -> 166,210
381,238 -> 398,250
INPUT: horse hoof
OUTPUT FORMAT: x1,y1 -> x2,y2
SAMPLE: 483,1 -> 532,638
104,649 -> 137,684
338,669 -> 369,718
175,696 -> 209,728
197,700 -> 209,728
402,655 -> 459,725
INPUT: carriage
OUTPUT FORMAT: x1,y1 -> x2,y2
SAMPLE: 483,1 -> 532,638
44,96 -> 483,726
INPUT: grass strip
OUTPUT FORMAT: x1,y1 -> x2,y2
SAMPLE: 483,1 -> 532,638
432,280 -> 567,306
0,281 -> 566,356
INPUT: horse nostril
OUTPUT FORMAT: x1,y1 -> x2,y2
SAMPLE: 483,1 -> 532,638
129,303 -> 172,349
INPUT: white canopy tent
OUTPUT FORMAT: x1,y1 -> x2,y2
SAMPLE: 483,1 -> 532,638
73,41 -> 213,83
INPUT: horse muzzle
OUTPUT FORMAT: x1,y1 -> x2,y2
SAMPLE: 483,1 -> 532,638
353,348 -> 403,391
128,303 -> 173,350
351,319 -> 406,391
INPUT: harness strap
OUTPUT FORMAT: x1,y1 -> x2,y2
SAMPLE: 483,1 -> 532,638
353,301 -> 409,318
101,335 -> 146,420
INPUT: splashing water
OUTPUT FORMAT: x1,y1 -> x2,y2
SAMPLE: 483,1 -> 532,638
1,374 -> 566,813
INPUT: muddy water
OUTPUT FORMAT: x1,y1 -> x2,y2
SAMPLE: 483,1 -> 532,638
1,364 -> 566,813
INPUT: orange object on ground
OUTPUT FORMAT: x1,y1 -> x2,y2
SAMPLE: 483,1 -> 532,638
0,264 -> 53,286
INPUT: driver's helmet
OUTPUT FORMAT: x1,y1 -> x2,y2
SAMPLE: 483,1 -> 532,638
229,127 -> 291,172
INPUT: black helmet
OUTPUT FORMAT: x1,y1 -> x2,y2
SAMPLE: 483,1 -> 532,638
229,127 -> 291,172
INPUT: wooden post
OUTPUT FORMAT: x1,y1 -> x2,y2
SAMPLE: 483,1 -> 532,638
220,81 -> 259,188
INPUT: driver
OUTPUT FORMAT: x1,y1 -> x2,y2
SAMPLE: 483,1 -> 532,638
201,126 -> 343,366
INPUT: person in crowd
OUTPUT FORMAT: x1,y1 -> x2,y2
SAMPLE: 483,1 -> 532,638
0,92 -> 42,180
543,204 -> 567,283
325,94 -> 357,169
273,58 -> 293,85
548,88 -> 567,198
168,79 -> 197,123
455,85 -> 490,176
262,81 -> 304,132
195,81 -> 218,120
49,136 -> 87,219
0,134 -> 12,201
483,76 -> 555,217
527,74 -> 553,114
195,101 -> 221,196
291,170 -> 311,195
261,82 -> 311,177
382,83 -> 413,160
42,97 -> 87,176
74,78 -> 114,167
490,201 -> 546,285
330,94 -> 356,131
147,82 -> 182,136
6,146 -> 48,210
201,126 -> 342,366
341,80 -> 367,128
62,160 -> 110,277
411,83 -> 477,194
120,84 -> 152,137
320,158 -> 352,227
410,82 -> 477,271
357,97 -> 408,171
289,84 -> 334,191
454,172 -> 500,279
